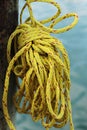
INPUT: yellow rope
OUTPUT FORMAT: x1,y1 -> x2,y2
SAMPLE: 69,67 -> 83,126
2,0 -> 78,130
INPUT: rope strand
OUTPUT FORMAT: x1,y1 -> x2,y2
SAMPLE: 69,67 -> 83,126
2,0 -> 78,130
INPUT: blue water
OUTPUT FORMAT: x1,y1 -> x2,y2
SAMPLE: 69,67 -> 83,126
16,0 -> 87,130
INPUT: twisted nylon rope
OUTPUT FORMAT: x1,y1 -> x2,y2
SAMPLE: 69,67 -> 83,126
2,0 -> 78,130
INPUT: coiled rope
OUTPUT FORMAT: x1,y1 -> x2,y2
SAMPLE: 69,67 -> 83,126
2,0 -> 78,130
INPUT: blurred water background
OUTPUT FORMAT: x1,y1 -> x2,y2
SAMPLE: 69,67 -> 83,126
16,0 -> 87,130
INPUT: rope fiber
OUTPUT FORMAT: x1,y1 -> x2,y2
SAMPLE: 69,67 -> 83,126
2,0 -> 78,130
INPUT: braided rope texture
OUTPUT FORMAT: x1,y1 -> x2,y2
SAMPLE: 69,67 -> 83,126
2,0 -> 78,130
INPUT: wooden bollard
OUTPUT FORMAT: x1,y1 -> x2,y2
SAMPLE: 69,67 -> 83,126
0,0 -> 18,129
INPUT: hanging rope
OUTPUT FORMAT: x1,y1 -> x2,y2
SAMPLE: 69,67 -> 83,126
2,0 -> 78,130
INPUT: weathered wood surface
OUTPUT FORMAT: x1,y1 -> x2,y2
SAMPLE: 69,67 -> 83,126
0,0 -> 18,129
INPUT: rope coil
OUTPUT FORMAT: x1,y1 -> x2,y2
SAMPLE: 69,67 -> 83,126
2,0 -> 78,130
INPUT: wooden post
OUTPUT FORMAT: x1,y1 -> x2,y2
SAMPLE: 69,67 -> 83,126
0,0 -> 18,129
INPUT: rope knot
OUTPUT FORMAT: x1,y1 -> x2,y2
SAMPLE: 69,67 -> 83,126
17,23 -> 51,49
